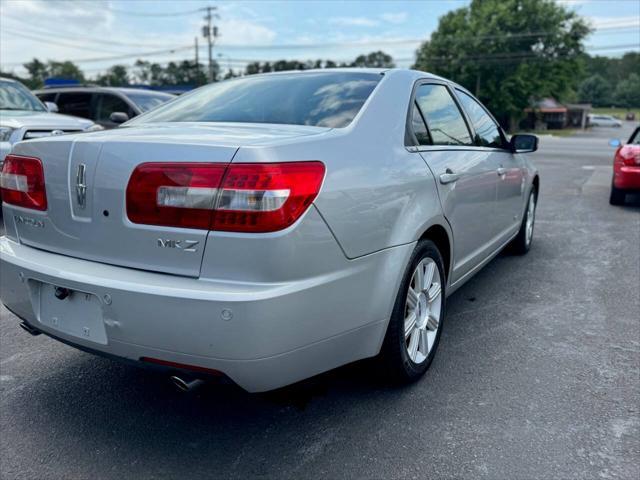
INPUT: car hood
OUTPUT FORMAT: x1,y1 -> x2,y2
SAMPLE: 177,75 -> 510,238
0,110 -> 95,129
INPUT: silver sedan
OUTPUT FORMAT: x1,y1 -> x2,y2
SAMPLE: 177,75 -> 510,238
0,69 -> 538,392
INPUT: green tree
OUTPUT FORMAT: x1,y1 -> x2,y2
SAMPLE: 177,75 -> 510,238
96,65 -> 129,86
351,51 -> 395,68
47,61 -> 85,83
23,58 -> 49,88
614,73 -> 640,108
578,74 -> 612,107
413,0 -> 590,129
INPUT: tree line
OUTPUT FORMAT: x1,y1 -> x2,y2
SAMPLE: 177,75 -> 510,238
2,0 -> 638,128
2,51 -> 395,90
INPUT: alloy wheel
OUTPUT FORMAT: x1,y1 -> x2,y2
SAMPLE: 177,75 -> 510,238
404,258 -> 442,364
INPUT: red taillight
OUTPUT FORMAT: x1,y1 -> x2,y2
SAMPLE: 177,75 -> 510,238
126,161 -> 325,232
617,145 -> 640,166
214,162 -> 325,233
0,154 -> 47,211
126,162 -> 227,229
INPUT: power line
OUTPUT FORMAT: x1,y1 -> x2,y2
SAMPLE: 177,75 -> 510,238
0,28 -> 149,55
2,15 -> 183,50
103,6 -> 203,17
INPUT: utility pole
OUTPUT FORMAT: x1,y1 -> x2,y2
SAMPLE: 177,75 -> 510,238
202,6 -> 219,83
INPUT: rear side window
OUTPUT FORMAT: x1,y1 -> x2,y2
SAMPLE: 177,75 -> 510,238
415,84 -> 472,146
56,92 -> 92,119
129,72 -> 382,128
456,90 -> 506,149
411,102 -> 431,145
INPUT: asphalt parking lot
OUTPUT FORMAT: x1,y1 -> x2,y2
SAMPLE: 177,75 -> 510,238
1,125 -> 638,479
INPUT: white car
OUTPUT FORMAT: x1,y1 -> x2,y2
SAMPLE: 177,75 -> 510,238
0,77 -> 101,168
588,114 -> 622,128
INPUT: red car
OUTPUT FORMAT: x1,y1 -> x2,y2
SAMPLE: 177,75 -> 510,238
610,126 -> 640,205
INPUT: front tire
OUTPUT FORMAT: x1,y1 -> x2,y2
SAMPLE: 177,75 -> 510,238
509,188 -> 537,255
379,240 -> 446,383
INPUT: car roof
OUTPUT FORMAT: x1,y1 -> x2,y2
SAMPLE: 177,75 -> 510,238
33,86 -> 174,96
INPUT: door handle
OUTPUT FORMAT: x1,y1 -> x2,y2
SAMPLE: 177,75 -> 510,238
497,167 -> 507,177
439,169 -> 461,185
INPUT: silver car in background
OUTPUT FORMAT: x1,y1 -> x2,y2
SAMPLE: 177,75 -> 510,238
0,69 -> 539,392
0,77 -> 100,168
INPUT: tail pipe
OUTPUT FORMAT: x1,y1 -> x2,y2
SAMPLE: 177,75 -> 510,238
169,375 -> 205,393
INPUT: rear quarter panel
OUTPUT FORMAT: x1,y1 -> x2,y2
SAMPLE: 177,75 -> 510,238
233,70 -> 446,260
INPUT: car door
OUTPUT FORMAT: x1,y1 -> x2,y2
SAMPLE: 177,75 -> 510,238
94,93 -> 134,128
455,89 -> 525,243
412,82 -> 501,284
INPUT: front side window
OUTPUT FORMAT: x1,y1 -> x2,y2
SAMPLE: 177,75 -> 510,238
56,92 -> 92,118
415,84 -> 472,146
0,80 -> 46,112
129,72 -> 382,128
96,94 -> 131,122
37,92 -> 57,103
457,90 -> 506,149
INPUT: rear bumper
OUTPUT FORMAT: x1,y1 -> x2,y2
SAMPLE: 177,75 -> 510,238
0,236 -> 412,392
613,165 -> 640,190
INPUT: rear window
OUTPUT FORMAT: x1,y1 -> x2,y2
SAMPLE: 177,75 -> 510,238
129,72 -> 382,128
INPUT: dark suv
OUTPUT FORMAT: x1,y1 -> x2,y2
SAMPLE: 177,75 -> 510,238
34,87 -> 175,128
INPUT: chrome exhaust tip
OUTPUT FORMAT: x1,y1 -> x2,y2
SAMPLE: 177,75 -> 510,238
19,321 -> 41,336
169,375 -> 204,393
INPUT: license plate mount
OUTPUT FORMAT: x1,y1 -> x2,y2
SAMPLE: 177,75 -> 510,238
38,283 -> 107,345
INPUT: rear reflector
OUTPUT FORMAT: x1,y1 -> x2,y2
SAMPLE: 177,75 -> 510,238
0,154 -> 47,211
140,357 -> 224,376
126,161 -> 325,233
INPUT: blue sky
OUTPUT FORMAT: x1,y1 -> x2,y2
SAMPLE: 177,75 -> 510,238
1,0 -> 638,77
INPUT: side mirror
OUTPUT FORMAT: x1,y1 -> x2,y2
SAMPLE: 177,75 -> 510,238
609,138 -> 621,148
109,112 -> 129,124
45,101 -> 58,113
510,134 -> 538,153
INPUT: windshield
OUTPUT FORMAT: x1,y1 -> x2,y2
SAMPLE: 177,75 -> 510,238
0,80 -> 46,112
129,72 -> 382,128
126,92 -> 175,112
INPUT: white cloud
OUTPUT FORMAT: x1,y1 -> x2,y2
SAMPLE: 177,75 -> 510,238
216,18 -> 277,46
329,17 -> 379,27
379,12 -> 408,24
587,16 -> 640,29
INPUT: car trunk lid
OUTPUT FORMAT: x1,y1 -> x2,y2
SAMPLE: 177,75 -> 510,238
9,124 -> 328,277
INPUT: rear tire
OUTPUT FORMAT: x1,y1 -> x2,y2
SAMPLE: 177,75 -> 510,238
509,188 -> 537,255
379,240 -> 446,383
609,184 -> 626,205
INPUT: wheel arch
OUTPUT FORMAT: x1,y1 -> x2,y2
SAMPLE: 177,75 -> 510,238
418,221 -> 452,284
532,174 -> 540,198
